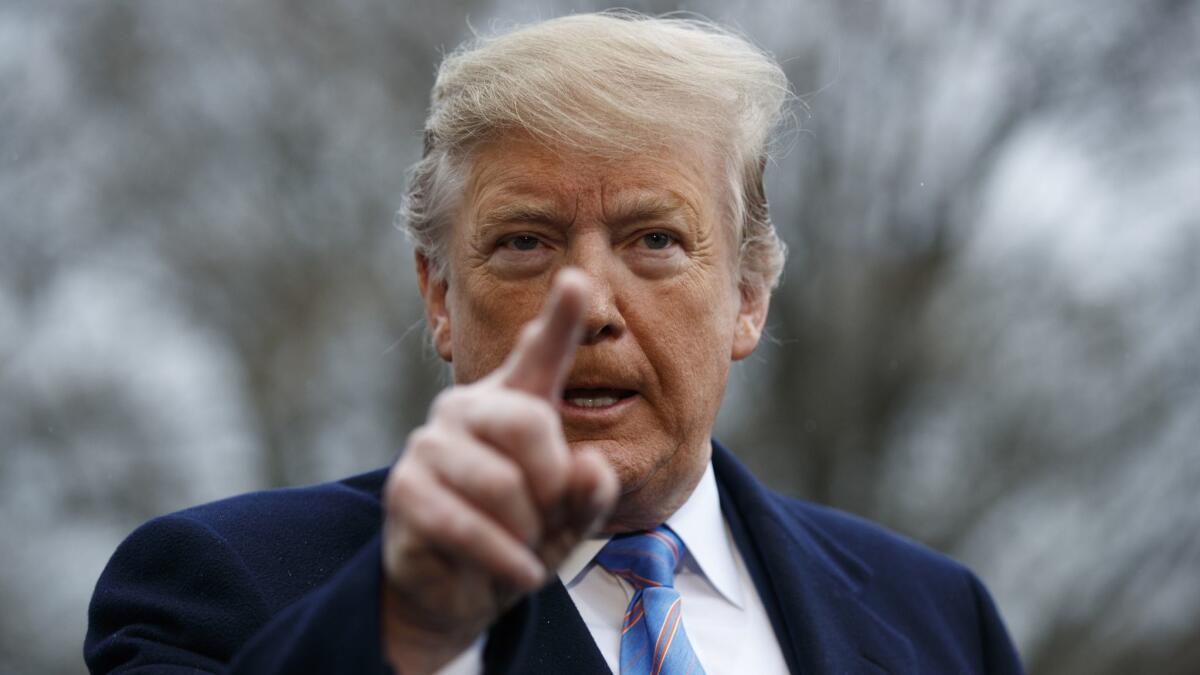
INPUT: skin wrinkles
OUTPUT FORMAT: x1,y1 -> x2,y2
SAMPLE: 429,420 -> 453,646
420,133 -> 768,533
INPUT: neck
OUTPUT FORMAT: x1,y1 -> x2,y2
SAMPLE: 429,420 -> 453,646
600,440 -> 711,534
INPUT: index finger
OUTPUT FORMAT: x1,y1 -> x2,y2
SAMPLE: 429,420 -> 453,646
498,268 -> 589,401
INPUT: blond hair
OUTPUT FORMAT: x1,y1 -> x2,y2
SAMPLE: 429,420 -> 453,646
401,11 -> 790,293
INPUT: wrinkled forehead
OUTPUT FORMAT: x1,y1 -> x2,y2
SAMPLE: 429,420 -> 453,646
457,133 -> 731,229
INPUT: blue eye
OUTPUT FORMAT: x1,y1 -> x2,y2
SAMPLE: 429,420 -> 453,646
507,235 -> 540,251
642,232 -> 673,250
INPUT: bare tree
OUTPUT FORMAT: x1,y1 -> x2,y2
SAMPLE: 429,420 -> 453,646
1,1 -> 1197,673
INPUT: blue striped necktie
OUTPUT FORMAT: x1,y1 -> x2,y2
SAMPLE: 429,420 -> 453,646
595,525 -> 706,675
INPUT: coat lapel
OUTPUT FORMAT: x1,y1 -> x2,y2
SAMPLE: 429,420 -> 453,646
483,578 -> 611,674
712,442 -> 916,675
477,441 -> 916,674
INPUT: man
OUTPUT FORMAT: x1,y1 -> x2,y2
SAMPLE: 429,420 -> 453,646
86,12 -> 1023,675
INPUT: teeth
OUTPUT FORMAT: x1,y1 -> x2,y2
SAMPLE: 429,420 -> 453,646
567,396 -> 619,408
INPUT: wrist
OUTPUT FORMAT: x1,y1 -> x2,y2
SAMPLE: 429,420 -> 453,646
380,583 -> 482,675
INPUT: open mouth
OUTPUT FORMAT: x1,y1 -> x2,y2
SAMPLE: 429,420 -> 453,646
561,388 -> 638,408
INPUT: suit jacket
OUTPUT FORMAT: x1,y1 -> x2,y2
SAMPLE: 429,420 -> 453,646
85,441 -> 1024,674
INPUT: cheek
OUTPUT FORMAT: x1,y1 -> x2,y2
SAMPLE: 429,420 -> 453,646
449,276 -> 548,384
635,274 -> 737,414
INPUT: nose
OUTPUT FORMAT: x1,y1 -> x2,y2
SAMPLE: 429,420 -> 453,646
566,238 -> 626,345
581,273 -> 625,345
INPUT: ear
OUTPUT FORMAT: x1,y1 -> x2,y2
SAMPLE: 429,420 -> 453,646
416,252 -> 453,362
731,281 -> 769,361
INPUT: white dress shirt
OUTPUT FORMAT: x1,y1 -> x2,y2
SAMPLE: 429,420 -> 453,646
436,460 -> 790,674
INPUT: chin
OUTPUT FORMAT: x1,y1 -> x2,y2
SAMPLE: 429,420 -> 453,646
567,437 -> 662,490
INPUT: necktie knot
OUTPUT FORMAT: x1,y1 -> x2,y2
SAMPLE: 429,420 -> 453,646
594,525 -> 704,674
595,525 -> 684,589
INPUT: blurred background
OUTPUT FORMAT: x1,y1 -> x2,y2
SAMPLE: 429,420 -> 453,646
2,0 -> 1198,672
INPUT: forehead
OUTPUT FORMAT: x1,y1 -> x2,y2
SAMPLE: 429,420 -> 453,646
460,134 -> 725,220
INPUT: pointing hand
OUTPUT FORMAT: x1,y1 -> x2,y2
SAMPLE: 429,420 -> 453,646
380,269 -> 619,674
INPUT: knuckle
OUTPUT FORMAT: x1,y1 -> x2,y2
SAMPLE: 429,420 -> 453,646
384,485 -> 422,536
387,466 -> 415,497
405,426 -> 440,456
442,511 -> 477,544
528,397 -> 559,426
430,389 -> 451,416
385,465 -> 426,512
434,386 -> 484,420
479,462 -> 523,501
430,388 -> 463,418
513,397 -> 558,435
383,472 -> 406,509
403,492 -> 445,537
404,509 -> 437,540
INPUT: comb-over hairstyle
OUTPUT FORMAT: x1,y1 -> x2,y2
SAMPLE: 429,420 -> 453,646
401,11 -> 790,294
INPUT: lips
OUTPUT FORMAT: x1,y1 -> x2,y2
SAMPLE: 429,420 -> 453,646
562,388 -> 638,408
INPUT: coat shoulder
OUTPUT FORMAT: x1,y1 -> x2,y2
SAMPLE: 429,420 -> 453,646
170,468 -> 387,544
776,495 -> 968,580
768,492 -> 1020,669
162,468 -> 388,602
85,469 -> 390,672
99,468 -> 388,618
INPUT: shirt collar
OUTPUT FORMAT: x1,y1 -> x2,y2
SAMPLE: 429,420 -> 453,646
556,459 -> 745,608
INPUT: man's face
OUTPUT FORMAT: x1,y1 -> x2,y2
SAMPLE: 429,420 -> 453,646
419,135 -> 767,529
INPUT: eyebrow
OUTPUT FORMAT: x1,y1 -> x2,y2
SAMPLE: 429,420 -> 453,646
604,192 -> 697,229
474,190 -> 697,233
478,202 -> 565,229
